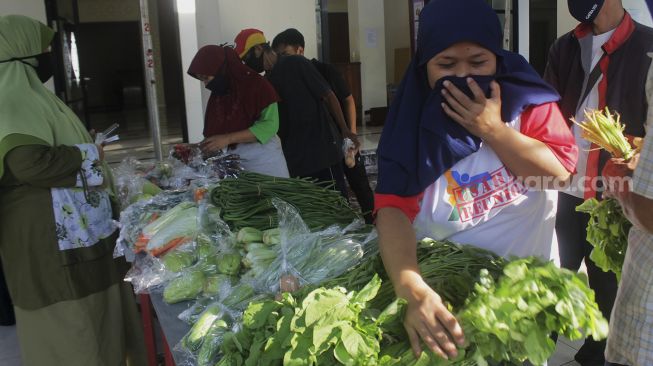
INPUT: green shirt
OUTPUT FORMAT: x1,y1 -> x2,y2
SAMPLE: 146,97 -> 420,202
248,103 -> 279,144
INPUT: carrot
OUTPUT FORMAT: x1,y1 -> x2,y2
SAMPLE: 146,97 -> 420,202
149,237 -> 191,257
194,188 -> 208,202
133,234 -> 150,252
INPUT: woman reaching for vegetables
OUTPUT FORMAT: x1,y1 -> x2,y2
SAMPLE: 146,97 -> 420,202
188,45 -> 290,178
374,0 -> 578,361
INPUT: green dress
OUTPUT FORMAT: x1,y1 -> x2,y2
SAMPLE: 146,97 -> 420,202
0,15 -> 146,366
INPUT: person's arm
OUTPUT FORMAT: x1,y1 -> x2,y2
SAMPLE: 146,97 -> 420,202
618,190 -> 653,233
376,206 -> 465,360
442,79 -> 572,182
200,103 -> 280,153
4,144 -> 88,188
344,95 -> 358,134
323,91 -> 360,148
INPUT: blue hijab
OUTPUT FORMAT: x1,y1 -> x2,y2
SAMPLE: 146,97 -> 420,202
375,0 -> 560,196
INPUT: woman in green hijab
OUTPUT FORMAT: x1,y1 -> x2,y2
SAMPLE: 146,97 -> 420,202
0,15 -> 146,365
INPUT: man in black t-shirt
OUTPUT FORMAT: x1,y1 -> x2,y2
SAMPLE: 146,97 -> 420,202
272,28 -> 374,223
235,29 -> 359,199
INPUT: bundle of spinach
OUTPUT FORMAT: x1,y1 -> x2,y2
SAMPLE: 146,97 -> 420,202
576,198 -> 632,280
217,275 -> 473,366
459,258 -> 608,365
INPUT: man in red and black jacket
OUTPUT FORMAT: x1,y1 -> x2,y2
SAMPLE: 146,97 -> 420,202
544,0 -> 653,365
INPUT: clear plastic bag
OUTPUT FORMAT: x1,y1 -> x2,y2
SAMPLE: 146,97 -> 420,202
245,198 -> 378,294
115,189 -> 194,259
343,137 -> 357,168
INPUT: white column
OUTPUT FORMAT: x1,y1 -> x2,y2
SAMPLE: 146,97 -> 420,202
518,0 -> 529,61
176,0 -> 204,143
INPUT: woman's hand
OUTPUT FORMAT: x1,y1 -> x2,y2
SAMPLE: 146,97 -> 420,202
441,78 -> 505,140
200,134 -> 231,154
400,279 -> 465,360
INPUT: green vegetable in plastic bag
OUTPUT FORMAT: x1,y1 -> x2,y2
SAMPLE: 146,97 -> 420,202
163,270 -> 205,304
203,274 -> 236,296
262,228 -> 280,245
217,253 -> 242,276
162,249 -> 196,273
222,283 -> 255,308
236,227 -> 263,244
183,304 -> 227,351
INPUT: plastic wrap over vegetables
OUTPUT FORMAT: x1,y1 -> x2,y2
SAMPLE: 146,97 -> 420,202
242,198 -> 378,295
115,189 -> 194,258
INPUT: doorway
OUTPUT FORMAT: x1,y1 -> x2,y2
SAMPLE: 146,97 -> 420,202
529,0 -> 557,75
45,0 -> 188,162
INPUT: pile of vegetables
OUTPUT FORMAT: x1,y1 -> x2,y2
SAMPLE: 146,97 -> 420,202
210,172 -> 360,230
215,240 -> 608,366
573,107 -> 639,279
576,198 -> 632,280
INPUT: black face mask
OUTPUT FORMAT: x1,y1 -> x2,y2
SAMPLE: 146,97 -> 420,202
205,74 -> 229,95
205,55 -> 229,96
434,75 -> 494,104
568,0 -> 605,23
244,50 -> 265,73
0,52 -> 54,83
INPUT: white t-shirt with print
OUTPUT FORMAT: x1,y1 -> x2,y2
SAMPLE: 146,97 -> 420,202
413,118 -> 558,260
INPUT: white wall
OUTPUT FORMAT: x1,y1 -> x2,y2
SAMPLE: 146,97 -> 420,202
0,0 -> 47,22
383,0 -> 410,85
348,0 -> 388,114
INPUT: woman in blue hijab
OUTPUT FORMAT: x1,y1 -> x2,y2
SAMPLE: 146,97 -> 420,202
375,0 -> 578,360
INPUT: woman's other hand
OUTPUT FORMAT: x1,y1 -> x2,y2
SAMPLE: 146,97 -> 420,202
442,78 -> 505,140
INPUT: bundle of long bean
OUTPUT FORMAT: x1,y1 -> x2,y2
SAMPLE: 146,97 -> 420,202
317,239 -> 507,311
210,171 -> 360,230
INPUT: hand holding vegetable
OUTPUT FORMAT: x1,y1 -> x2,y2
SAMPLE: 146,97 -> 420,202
602,154 -> 640,197
441,78 -> 504,140
400,277 -> 465,360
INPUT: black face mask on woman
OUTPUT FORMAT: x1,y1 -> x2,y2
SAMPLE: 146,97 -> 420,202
205,53 -> 229,96
0,52 -> 54,82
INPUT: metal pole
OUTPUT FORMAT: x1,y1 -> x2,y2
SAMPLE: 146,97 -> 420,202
503,0 -> 512,50
139,0 -> 164,160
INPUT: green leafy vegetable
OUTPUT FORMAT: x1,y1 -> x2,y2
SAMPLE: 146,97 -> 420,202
577,198 -> 632,280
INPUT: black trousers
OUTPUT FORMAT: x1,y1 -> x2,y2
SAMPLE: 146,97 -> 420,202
556,193 -> 618,365
301,162 -> 349,201
343,152 -> 374,224
0,260 -> 15,326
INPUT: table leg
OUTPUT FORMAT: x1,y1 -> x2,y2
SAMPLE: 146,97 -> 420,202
139,293 -> 158,366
